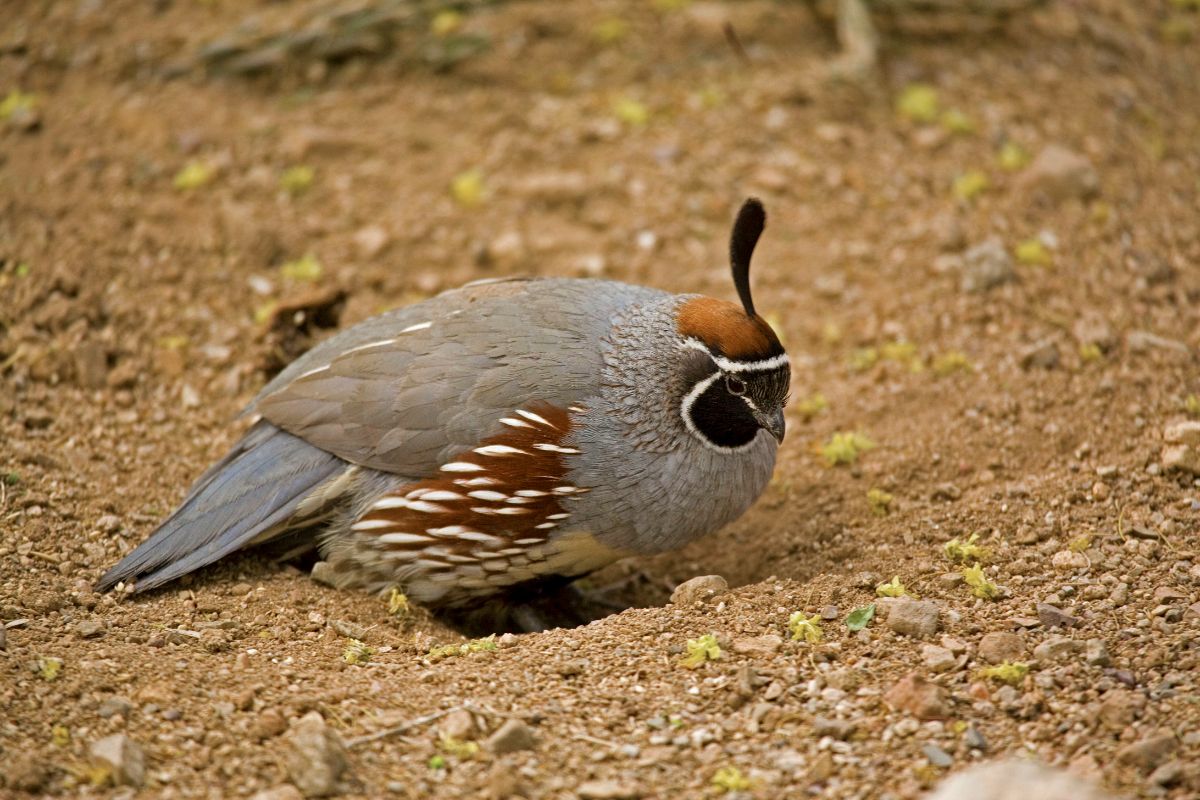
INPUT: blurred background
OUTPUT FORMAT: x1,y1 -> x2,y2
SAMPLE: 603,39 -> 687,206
2,2 -> 1200,796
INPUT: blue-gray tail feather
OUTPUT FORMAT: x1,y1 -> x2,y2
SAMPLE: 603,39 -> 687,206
95,421 -> 345,593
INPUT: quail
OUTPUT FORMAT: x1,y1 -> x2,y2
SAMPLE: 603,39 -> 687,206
97,199 -> 790,625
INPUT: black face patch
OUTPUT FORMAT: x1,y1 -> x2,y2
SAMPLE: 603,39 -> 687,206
681,359 -> 790,451
688,377 -> 761,449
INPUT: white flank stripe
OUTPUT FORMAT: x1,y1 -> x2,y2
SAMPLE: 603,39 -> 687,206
351,519 -> 396,531
568,406 -> 585,413
493,507 -> 529,515
378,532 -> 432,545
505,497 -> 533,504
371,496 -> 409,510
427,525 -> 472,536
499,417 -> 533,428
441,461 -> 485,473
342,338 -> 397,356
297,365 -> 330,380
455,477 -> 498,486
468,490 -> 508,502
497,548 -> 527,556
514,489 -> 548,497
533,443 -> 581,454
516,409 -> 553,427
514,538 -> 545,545
474,444 -> 526,457
457,531 -> 505,545
552,486 -> 579,495
547,513 -> 570,520
535,522 -> 557,529
420,490 -> 465,502
400,321 -> 432,333
405,500 -> 448,514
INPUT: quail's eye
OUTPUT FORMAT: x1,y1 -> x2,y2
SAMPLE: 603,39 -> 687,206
725,376 -> 746,396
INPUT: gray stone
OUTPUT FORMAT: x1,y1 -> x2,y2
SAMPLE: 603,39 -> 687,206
1162,444 -> 1200,475
486,719 -> 536,754
1098,690 -> 1144,731
1033,635 -> 1085,662
90,733 -> 145,788
77,619 -> 105,639
97,514 -> 122,533
309,561 -> 339,588
921,644 -> 957,673
1019,145 -> 1100,203
670,575 -> 728,605
964,726 -> 988,751
922,743 -> 954,768
1019,340 -> 1061,370
439,708 -> 477,741
885,599 -> 941,638
929,759 -> 1116,800
812,716 -> 857,740
98,696 -> 134,719
285,711 -> 349,797
1148,760 -> 1184,787
1085,638 -> 1111,667
1116,733 -> 1177,772
1036,603 -> 1079,629
961,238 -> 1015,293
731,634 -> 783,657
978,632 -> 1024,664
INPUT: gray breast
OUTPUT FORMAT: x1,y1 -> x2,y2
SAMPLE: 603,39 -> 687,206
562,296 -> 779,553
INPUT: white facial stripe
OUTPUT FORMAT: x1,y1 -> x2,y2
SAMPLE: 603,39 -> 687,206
680,338 -> 790,373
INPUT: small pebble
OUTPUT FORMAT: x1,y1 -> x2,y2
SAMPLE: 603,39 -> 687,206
285,711 -> 349,797
90,734 -> 145,787
670,575 -> 728,605
964,726 -> 988,751
486,719 -> 536,754
922,743 -> 954,768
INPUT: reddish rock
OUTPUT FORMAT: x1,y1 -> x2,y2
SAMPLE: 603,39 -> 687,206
885,673 -> 951,720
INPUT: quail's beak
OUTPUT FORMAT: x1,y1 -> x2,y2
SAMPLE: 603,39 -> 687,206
756,407 -> 786,443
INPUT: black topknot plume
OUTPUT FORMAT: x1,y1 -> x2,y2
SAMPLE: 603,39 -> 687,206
729,198 -> 766,318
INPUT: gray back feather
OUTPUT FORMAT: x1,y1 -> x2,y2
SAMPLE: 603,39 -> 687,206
252,278 -> 666,476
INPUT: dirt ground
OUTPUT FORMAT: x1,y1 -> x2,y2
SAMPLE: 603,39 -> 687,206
3,0 -> 1200,798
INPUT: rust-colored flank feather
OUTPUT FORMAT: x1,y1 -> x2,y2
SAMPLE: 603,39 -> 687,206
676,296 -> 784,362
339,403 -> 593,598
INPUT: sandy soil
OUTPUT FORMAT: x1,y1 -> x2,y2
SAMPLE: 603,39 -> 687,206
2,0 -> 1200,798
